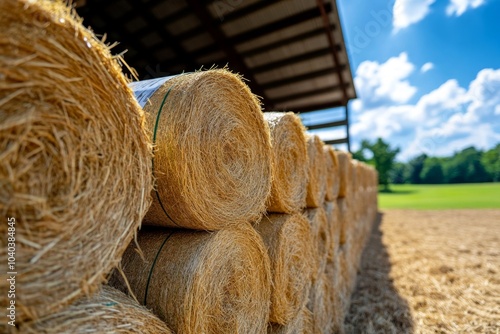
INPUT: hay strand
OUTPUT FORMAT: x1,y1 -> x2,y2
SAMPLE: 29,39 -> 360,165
335,150 -> 351,198
20,286 -> 173,333
139,69 -> 272,230
324,201 -> 340,261
0,0 -> 152,324
305,135 -> 327,208
323,145 -> 340,201
307,273 -> 333,334
305,206 -> 331,280
264,112 -> 308,213
254,213 -> 314,325
110,223 -> 271,334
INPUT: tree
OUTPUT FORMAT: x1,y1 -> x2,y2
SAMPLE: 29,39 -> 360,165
407,154 -> 427,184
420,157 -> 444,184
359,138 -> 400,191
481,144 -> 500,182
389,162 -> 408,184
443,147 -> 489,183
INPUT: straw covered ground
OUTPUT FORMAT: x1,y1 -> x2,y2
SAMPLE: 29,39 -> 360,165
345,209 -> 500,333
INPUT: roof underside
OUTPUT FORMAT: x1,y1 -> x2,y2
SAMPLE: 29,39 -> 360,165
77,0 -> 356,147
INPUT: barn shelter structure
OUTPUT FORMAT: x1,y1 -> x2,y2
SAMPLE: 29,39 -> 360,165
77,0 -> 357,149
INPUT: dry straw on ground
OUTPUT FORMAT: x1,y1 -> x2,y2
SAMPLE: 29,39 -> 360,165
264,112 -> 308,213
346,210 -> 500,333
254,213 -> 314,325
305,206 -> 331,280
20,286 -> 173,333
110,223 -> 271,334
140,69 -> 272,230
0,0 -> 151,326
335,150 -> 351,198
323,145 -> 340,201
305,135 -> 327,208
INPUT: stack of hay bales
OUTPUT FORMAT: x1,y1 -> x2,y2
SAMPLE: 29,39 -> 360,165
262,115 -> 378,334
0,0 -> 162,332
1,1 -> 378,333
109,69 -> 275,334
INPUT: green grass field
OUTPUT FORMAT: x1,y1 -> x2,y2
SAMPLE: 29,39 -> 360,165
378,183 -> 500,209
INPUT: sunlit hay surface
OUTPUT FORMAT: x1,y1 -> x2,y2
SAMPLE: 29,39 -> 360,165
142,69 -> 272,230
305,206 -> 331,281
20,286 -> 173,333
323,145 -> 340,201
255,213 -> 314,325
264,112 -> 308,214
0,0 -> 152,326
110,223 -> 272,334
305,135 -> 326,208
345,209 -> 500,333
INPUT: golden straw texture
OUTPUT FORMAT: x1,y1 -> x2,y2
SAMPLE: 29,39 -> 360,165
336,150 -> 351,198
268,306 -> 313,334
20,286 -> 173,333
264,112 -> 308,213
110,223 -> 271,334
140,69 -> 272,230
323,145 -> 340,201
305,135 -> 327,208
305,207 -> 331,280
0,0 -> 152,326
307,273 -> 333,334
324,200 -> 340,261
254,213 -> 314,325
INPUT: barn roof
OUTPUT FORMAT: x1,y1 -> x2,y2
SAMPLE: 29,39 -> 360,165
77,0 -> 356,147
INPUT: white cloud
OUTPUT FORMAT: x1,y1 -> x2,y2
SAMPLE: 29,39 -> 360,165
393,0 -> 436,31
421,62 -> 434,73
416,79 -> 469,119
354,52 -> 417,109
349,54 -> 500,160
446,0 -> 486,16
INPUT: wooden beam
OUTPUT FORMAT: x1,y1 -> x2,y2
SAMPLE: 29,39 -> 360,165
325,138 -> 349,145
305,119 -> 347,130
242,24 -> 337,58
260,65 -> 346,90
229,3 -> 332,45
271,83 -> 347,105
185,0 -> 269,101
283,100 -> 345,113
127,0 -> 199,70
251,47 -> 338,74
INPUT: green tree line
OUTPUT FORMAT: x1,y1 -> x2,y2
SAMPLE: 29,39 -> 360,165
353,139 -> 500,187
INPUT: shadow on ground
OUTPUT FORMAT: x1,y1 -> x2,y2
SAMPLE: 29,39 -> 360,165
378,189 -> 417,195
344,213 -> 415,334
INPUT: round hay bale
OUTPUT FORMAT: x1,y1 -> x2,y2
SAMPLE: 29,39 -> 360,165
109,223 -> 271,334
323,201 -> 340,260
325,258 -> 345,334
337,197 -> 350,246
0,0 -> 152,325
254,213 -> 314,325
20,286 -> 173,333
138,69 -> 272,230
264,112 -> 308,213
323,145 -> 340,201
307,273 -> 333,334
335,150 -> 352,198
305,135 -> 327,208
305,206 -> 331,280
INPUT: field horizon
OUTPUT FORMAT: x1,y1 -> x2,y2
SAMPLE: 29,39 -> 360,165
378,183 -> 500,210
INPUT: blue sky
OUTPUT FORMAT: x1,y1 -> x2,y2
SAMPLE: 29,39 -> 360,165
307,0 -> 500,161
